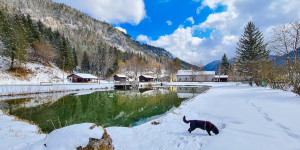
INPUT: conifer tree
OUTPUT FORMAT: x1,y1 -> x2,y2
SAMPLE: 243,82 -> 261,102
72,48 -> 78,69
81,51 -> 90,72
235,21 -> 269,81
220,54 -> 230,75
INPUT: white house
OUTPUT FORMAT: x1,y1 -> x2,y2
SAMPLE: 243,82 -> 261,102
176,70 -> 215,82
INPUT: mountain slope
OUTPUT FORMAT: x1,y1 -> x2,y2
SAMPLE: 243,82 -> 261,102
0,0 -> 173,62
204,60 -> 233,71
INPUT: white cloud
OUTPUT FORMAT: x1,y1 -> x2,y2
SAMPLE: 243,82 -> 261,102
137,35 -> 150,43
115,27 -> 127,34
53,0 -> 146,25
222,35 -> 237,45
186,17 -> 195,25
196,6 -> 202,14
166,20 -> 172,26
137,27 -> 206,64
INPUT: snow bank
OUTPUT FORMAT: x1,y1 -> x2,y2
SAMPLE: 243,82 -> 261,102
0,111 -> 105,150
0,110 -> 46,150
30,123 -> 104,150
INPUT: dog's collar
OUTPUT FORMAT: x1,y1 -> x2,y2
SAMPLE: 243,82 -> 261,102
205,121 -> 212,130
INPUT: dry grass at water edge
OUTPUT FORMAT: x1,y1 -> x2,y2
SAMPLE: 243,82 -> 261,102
2,109 -> 45,134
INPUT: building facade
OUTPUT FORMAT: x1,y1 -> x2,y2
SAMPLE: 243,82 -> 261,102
176,70 -> 215,82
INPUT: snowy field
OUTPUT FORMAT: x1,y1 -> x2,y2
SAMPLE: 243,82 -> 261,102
0,83 -> 299,150
107,83 -> 300,150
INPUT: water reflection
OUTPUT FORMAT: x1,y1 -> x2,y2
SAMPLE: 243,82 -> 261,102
0,86 -> 208,133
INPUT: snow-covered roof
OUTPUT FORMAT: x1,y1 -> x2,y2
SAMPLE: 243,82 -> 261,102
70,73 -> 98,79
214,75 -> 229,78
177,70 -> 215,76
141,75 -> 155,79
115,74 -> 127,78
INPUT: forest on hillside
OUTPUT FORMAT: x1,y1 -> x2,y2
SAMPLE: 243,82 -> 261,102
0,8 -> 183,79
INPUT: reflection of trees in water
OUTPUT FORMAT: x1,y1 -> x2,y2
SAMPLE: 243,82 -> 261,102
3,91 -> 183,133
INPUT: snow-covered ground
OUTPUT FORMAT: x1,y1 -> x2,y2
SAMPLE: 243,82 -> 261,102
107,83 -> 300,150
0,83 -> 299,150
0,56 -> 69,85
0,56 -> 114,96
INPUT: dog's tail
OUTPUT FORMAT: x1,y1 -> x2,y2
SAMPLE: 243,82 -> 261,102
183,116 -> 190,124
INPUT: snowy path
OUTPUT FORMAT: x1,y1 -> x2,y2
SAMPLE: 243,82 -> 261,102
107,84 -> 300,150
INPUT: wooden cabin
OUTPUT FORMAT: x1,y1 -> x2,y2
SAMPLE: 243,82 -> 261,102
139,75 -> 155,82
67,73 -> 99,83
114,74 -> 127,82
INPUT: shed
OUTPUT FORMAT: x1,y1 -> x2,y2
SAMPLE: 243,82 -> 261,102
114,74 -> 127,82
139,75 -> 155,82
67,73 -> 99,83
214,75 -> 229,82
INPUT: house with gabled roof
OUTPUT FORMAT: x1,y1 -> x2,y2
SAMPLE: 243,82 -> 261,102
139,75 -> 155,82
114,74 -> 127,82
67,73 -> 99,83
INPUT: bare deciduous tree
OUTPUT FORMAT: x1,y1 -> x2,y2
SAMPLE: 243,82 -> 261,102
269,21 -> 300,94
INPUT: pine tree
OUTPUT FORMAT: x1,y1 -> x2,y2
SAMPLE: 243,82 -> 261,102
235,21 -> 269,81
81,51 -> 90,72
14,14 -> 28,66
0,13 -> 28,69
72,48 -> 78,69
220,54 -> 230,75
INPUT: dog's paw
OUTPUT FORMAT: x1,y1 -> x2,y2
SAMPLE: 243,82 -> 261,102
151,121 -> 160,125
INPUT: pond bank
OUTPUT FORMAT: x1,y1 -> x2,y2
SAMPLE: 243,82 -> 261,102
0,82 -> 114,96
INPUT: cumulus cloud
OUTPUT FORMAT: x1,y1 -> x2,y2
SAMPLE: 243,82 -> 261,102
137,35 -> 150,43
115,27 -> 127,34
166,20 -> 173,26
53,0 -> 146,25
136,27 -> 206,63
186,17 -> 195,25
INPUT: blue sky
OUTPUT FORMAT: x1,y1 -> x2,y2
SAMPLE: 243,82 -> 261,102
52,0 -> 300,65
118,0 -> 226,41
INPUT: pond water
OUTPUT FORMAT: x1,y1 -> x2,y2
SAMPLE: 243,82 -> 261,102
0,86 -> 209,133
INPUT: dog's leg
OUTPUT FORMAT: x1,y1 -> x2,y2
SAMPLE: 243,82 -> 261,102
206,130 -> 212,136
188,127 -> 195,133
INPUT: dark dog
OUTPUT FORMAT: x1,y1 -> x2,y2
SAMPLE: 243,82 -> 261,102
183,116 -> 219,136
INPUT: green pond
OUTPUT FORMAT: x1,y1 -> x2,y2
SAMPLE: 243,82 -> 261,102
0,86 -> 209,133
